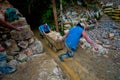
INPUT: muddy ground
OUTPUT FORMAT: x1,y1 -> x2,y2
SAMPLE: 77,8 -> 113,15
1,25 -> 120,80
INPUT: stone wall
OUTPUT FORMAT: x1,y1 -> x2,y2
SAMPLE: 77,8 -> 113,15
0,0 -> 43,65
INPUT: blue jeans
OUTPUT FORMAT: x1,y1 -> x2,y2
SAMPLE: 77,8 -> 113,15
64,43 -> 75,57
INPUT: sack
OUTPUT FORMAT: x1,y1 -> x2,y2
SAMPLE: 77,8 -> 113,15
5,8 -> 19,22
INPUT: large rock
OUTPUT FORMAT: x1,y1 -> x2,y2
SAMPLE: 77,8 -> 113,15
20,48 -> 33,56
11,17 -> 27,26
79,38 -> 92,49
18,53 -> 28,62
5,39 -> 20,55
29,39 -> 43,54
92,44 -> 108,54
18,40 -> 28,49
28,37 -> 35,44
10,25 -> 34,40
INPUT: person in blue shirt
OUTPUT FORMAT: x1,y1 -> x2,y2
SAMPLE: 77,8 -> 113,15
58,21 -> 98,62
39,23 -> 52,38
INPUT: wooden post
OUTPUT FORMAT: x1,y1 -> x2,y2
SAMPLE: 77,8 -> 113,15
51,0 -> 59,31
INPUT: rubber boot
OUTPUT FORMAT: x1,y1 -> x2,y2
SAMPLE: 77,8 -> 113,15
58,53 -> 69,62
67,50 -> 74,57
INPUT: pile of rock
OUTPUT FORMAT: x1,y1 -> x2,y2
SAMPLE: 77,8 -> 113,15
86,14 -> 120,55
46,31 -> 62,41
79,38 -> 108,55
45,31 -> 64,52
59,5 -> 103,32
0,1 -> 43,67
102,2 -> 120,22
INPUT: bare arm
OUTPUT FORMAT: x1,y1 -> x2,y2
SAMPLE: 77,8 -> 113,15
0,18 -> 21,31
43,31 -> 47,35
57,31 -> 69,41
50,29 -> 52,32
62,31 -> 69,40
82,30 -> 98,50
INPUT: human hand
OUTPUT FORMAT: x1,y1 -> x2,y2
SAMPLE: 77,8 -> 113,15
93,45 -> 98,51
44,33 -> 47,36
57,37 -> 63,42
16,26 -> 23,31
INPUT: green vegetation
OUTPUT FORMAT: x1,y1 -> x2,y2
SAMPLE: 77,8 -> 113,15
62,0 -> 67,5
40,4 -> 55,30
8,0 -> 100,30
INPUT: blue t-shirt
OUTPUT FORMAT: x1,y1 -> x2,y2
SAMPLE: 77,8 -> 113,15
65,26 -> 83,50
39,25 -> 50,32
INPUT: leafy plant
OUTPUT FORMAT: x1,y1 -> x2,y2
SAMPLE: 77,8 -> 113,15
62,0 -> 67,5
40,4 -> 54,26
87,4 -> 93,9
71,1 -> 75,6
59,28 -> 65,36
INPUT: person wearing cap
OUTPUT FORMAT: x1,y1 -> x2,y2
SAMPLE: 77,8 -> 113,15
58,21 -> 98,62
39,23 -> 52,38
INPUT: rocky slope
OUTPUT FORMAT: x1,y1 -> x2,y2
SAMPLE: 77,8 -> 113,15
0,0 -> 43,71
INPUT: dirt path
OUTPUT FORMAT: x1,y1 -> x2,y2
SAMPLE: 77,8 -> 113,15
1,29 -> 119,80
35,30 -> 81,80
36,29 -> 120,80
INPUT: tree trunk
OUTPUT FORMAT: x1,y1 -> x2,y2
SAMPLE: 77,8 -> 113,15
51,0 -> 59,31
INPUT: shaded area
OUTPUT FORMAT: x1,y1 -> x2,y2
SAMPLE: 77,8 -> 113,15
8,0 -> 52,28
